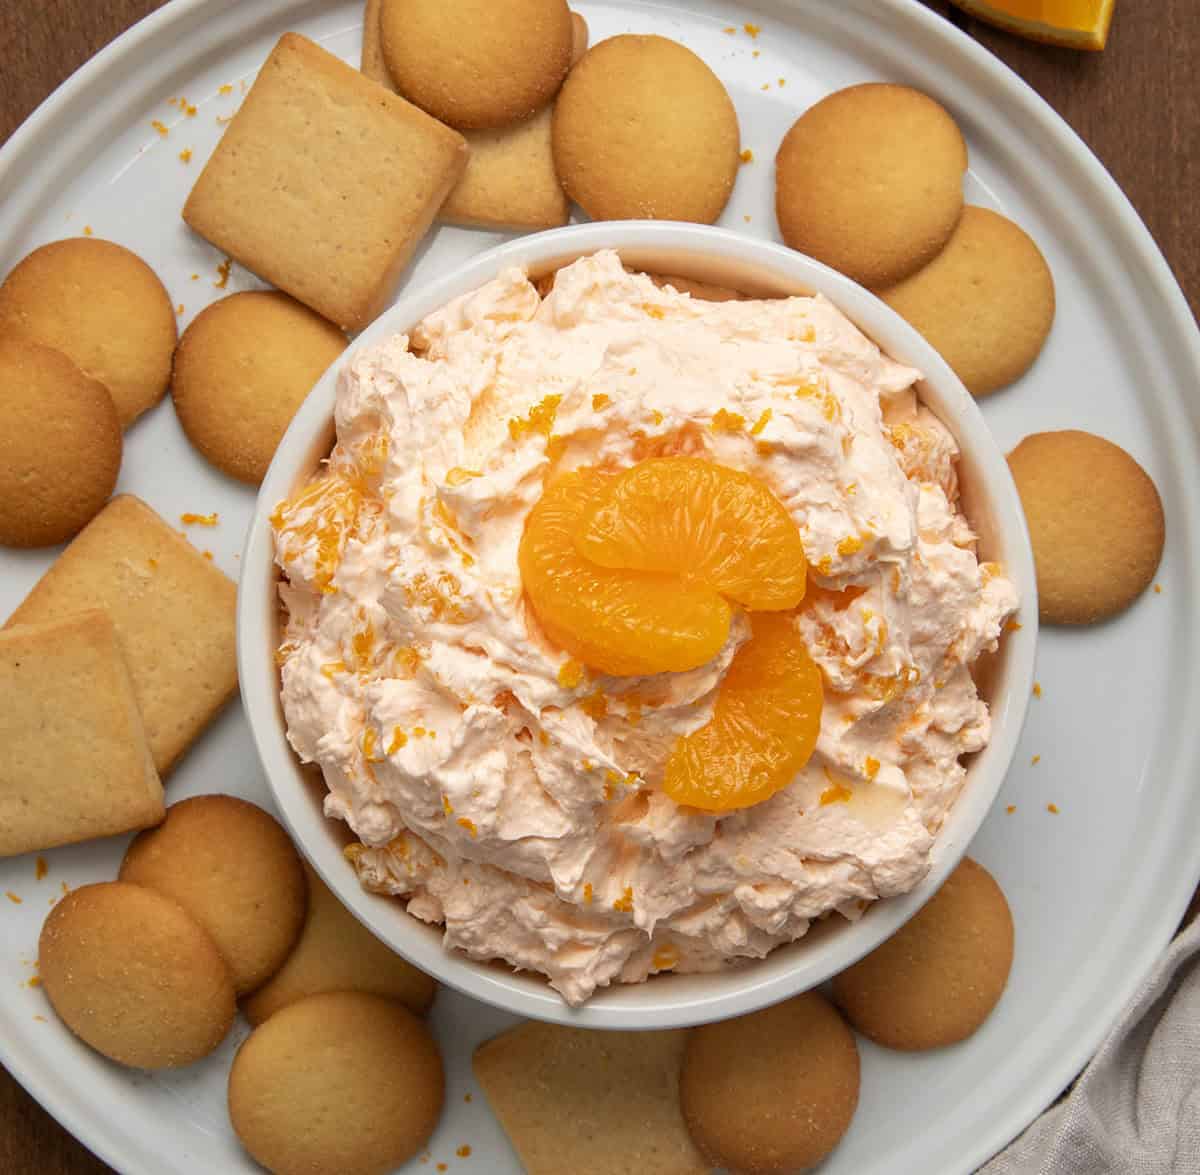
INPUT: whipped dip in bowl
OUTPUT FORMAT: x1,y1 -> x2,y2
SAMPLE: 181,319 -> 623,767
239,222 -> 1037,1028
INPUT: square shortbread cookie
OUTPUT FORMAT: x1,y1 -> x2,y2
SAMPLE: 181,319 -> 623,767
474,1023 -> 707,1175
440,107 -> 570,232
4,496 -> 237,776
0,610 -> 163,857
183,32 -> 467,331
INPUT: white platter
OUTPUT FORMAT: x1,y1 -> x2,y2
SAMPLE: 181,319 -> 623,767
2,2 -> 1198,1173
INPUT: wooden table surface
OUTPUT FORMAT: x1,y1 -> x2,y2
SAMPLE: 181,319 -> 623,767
1,1 -> 1197,1171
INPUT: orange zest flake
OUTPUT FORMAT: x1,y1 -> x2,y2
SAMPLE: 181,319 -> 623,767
5,892 -> 22,904
1006,804 -> 1017,814
580,691 -> 608,721
456,817 -> 478,838
442,794 -> 454,815
1005,618 -> 1023,633
445,466 -> 482,487
175,303 -> 185,317
413,726 -> 436,739
35,857 -> 47,881
557,659 -> 585,689
815,555 -> 833,576
274,641 -> 297,667
652,944 -> 679,971
612,887 -> 634,913
151,119 -> 168,137
508,394 -> 562,443
82,225 -> 94,236
778,77 -> 786,87
202,550 -> 214,561
864,756 -> 880,781
178,148 -> 193,163
1047,802 -> 1060,815
755,440 -> 774,457
591,393 -> 611,411
744,21 -> 761,36
1033,681 -> 1043,698
641,302 -> 666,320
861,665 -> 921,702
1155,583 -> 1163,594
432,498 -> 475,567
404,571 -> 475,624
723,25 -> 736,33
214,257 -> 232,288
582,883 -> 594,904
218,83 -> 234,95
183,101 -> 197,117
649,409 -> 664,426
26,975 -> 42,988
836,533 -> 865,557
393,646 -> 421,676
750,409 -> 772,436
351,618 -> 375,668
180,511 -> 218,526
361,726 -> 383,762
710,408 -> 745,433
739,148 -> 755,164
387,727 -> 408,755
545,435 -> 568,463
321,660 -> 348,679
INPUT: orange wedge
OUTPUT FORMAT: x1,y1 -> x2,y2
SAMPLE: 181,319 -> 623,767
951,0 -> 1114,50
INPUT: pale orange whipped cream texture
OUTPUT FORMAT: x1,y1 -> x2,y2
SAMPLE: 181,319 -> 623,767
273,250 -> 1018,1006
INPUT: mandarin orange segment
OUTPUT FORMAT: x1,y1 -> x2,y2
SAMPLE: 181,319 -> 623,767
664,612 -> 823,811
519,469 -> 733,677
574,458 -> 807,610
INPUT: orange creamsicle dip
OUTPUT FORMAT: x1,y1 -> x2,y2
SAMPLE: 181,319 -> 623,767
272,251 -> 1017,1005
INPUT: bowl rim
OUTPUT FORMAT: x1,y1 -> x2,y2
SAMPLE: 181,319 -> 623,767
238,220 -> 1038,1029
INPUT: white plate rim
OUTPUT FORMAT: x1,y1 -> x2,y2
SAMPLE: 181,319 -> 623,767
0,2 -> 1197,1173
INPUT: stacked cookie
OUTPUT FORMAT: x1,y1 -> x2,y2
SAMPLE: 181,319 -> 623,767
37,795 -> 444,1172
473,857 -> 1016,1174
773,82 -> 1164,624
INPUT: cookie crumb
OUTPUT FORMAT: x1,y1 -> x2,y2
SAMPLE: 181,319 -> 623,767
35,857 -> 48,881
1155,583 -> 1163,594
723,25 -> 736,34
6,891 -> 22,904
1047,802 -> 1060,814
82,225 -> 93,236
219,84 -> 234,96
151,119 -> 168,137
214,258 -> 232,289
744,22 -> 761,37
179,149 -> 193,163
456,1145 -> 472,1157
1006,804 -> 1016,814
1031,754 -> 1041,766
743,214 -> 752,223
739,148 -> 754,163
180,512 -> 219,526
463,1092 -> 472,1102
1032,682 -> 1042,698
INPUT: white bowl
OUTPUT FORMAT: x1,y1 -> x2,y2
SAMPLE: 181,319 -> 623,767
238,222 -> 1037,1029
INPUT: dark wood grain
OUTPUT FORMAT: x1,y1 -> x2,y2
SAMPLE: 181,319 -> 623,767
1,1 -> 1196,1171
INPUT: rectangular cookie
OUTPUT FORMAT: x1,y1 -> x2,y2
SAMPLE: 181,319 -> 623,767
0,610 -> 163,857
183,32 -> 467,331
4,495 -> 237,776
473,1023 -> 708,1175
440,106 -> 569,232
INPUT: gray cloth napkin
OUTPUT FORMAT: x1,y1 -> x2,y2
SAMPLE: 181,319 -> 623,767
982,915 -> 1200,1174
